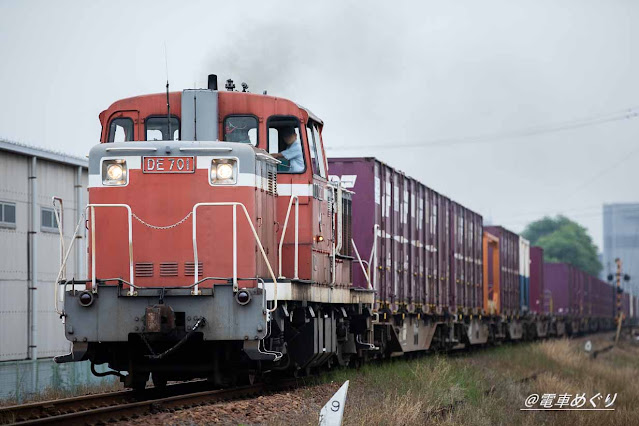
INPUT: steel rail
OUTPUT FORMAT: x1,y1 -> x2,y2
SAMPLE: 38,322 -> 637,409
0,379 -> 299,425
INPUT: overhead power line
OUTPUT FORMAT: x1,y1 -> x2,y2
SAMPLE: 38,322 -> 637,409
556,146 -> 639,205
327,106 -> 639,151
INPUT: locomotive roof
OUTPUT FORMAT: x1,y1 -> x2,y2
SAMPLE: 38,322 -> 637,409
101,91 -> 323,125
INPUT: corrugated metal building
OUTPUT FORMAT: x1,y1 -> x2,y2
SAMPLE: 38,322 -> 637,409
603,203 -> 639,295
0,140 -> 88,362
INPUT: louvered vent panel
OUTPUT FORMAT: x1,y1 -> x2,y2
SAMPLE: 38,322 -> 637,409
160,262 -> 179,277
184,262 -> 204,276
135,263 -> 154,277
267,171 -> 277,196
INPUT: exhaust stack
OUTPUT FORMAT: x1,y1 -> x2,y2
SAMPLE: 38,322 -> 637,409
208,74 -> 218,91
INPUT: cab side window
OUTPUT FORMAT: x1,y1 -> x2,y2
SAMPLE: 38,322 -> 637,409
306,122 -> 327,178
108,118 -> 134,142
267,117 -> 305,174
224,115 -> 258,145
145,116 -> 180,141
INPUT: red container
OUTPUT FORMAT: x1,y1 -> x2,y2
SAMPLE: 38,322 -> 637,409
328,157 -> 482,314
529,246 -> 544,313
483,226 -> 520,315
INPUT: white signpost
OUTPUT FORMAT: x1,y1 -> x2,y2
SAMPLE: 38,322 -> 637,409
584,340 -> 592,353
319,380 -> 350,426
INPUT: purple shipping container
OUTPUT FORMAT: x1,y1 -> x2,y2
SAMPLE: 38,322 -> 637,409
589,275 -> 614,319
483,226 -> 520,315
529,247 -> 544,313
544,263 -> 572,316
544,263 -> 616,319
328,157 -> 483,315
450,202 -> 483,312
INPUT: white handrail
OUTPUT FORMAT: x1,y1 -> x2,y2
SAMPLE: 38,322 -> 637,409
105,147 -> 157,152
368,224 -> 380,290
329,183 -> 342,286
53,213 -> 86,315
52,197 -> 66,281
192,202 -> 279,312
278,196 -> 299,279
351,238 -> 372,289
86,204 -> 135,296
335,184 -> 343,252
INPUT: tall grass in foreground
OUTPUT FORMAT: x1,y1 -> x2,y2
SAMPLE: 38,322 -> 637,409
285,333 -> 639,426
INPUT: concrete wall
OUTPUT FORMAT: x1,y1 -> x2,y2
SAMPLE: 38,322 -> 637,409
0,149 -> 88,361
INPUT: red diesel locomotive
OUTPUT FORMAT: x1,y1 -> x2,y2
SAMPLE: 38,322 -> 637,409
54,75 -> 632,389
55,76 -> 373,389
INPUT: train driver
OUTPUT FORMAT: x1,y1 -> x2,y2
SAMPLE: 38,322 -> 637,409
271,127 -> 304,173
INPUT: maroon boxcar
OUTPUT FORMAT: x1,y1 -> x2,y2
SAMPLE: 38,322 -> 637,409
529,246 -> 544,313
544,263 -> 569,315
544,262 -> 618,320
328,157 -> 483,315
483,226 -> 520,315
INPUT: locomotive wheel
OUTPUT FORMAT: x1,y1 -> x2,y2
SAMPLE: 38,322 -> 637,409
152,372 -> 168,389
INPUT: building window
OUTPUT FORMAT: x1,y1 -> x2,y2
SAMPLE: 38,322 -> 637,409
41,207 -> 59,232
0,201 -> 16,228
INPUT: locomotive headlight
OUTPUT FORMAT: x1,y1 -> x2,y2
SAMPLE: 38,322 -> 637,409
210,159 -> 237,185
102,159 -> 128,186
107,164 -> 123,180
217,163 -> 234,180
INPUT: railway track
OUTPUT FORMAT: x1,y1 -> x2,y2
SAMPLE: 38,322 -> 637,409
0,379 -> 299,425
1,331 -> 621,425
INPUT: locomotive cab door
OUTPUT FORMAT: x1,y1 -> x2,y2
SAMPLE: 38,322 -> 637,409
306,121 -> 333,284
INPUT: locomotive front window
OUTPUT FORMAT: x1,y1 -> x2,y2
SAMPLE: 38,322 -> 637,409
267,117 -> 305,174
145,116 -> 180,141
108,117 -> 134,142
224,116 -> 258,145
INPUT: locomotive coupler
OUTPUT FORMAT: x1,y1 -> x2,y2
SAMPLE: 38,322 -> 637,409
145,304 -> 176,333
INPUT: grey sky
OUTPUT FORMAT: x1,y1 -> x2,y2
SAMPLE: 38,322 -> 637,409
1,0 -> 637,255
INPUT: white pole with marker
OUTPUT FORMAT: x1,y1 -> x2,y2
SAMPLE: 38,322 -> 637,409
319,380 -> 349,426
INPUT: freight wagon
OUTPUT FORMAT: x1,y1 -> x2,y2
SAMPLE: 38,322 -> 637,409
527,246 -> 550,337
543,263 -> 616,334
329,157 -> 488,352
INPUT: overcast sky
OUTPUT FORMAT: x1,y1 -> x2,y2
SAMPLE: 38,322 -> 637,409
1,0 -> 638,262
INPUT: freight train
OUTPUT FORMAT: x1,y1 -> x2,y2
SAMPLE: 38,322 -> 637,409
53,75 -> 636,389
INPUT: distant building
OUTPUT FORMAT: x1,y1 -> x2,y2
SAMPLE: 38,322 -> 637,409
0,140 -> 87,362
603,203 -> 639,295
